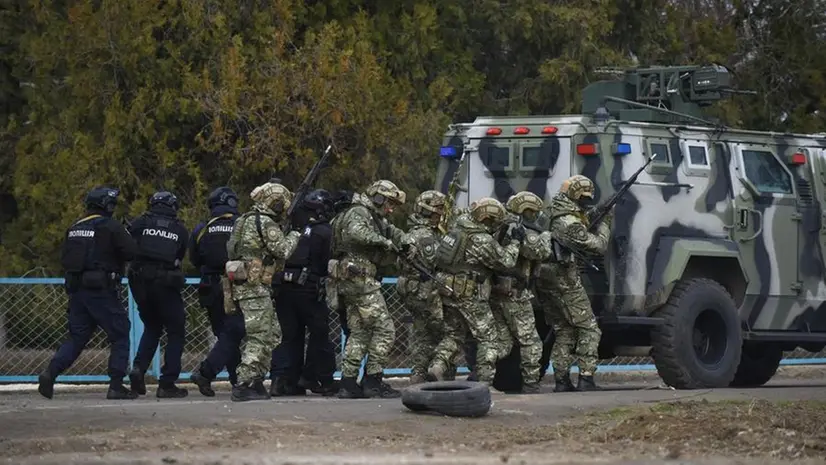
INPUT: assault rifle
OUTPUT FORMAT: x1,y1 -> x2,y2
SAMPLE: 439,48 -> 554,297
553,153 -> 658,271
438,150 -> 468,235
283,144 -> 333,233
392,245 -> 454,294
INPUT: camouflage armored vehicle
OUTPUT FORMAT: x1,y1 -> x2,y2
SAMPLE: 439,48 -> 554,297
435,65 -> 826,390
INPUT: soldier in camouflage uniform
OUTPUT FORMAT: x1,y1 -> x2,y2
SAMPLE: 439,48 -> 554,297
328,180 -> 414,399
488,192 -> 552,393
225,182 -> 301,402
397,190 -> 447,384
536,175 -> 613,392
428,197 -> 521,386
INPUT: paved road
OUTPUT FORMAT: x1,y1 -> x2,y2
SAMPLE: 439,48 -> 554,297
1,379 -> 824,465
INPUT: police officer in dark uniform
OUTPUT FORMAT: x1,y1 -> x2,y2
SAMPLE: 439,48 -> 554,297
189,187 -> 246,396
269,189 -> 337,396
127,191 -> 190,398
38,187 -> 138,400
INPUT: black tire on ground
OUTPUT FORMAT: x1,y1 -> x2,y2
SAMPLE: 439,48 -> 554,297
651,278 -> 743,389
730,342 -> 783,387
401,381 -> 492,418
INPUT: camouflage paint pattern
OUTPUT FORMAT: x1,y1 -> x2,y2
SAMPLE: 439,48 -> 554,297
235,296 -> 280,383
430,215 -> 520,383
397,214 -> 444,377
331,192 -> 406,377
435,115 -> 826,342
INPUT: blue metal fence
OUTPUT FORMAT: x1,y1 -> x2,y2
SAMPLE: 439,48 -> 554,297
0,277 -> 824,384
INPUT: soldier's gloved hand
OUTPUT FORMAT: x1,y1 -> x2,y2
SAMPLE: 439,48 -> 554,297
401,242 -> 418,260
382,239 -> 396,253
510,224 -> 527,242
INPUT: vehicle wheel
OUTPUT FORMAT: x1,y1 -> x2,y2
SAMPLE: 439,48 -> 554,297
651,278 -> 742,389
730,342 -> 783,387
401,381 -> 492,418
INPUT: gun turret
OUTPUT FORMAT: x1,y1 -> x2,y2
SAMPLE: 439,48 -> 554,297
583,65 -> 756,126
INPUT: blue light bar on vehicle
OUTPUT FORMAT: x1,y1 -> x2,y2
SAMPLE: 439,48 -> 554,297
440,146 -> 459,158
612,142 -> 632,155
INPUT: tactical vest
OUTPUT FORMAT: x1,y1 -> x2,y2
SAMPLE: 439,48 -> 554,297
61,214 -> 106,273
285,223 -> 314,270
196,213 -> 236,272
434,228 -> 469,272
137,215 -> 181,267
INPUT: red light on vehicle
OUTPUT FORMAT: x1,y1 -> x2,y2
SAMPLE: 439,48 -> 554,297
514,127 -> 530,135
576,143 -> 598,156
790,152 -> 806,165
542,126 -> 558,134
486,127 -> 502,136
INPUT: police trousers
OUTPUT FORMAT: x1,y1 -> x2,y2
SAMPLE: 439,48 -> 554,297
271,284 -> 336,385
48,288 -> 130,386
130,276 -> 186,385
197,274 -> 245,384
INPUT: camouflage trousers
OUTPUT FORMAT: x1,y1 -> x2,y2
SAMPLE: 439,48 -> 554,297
490,296 -> 543,385
236,296 -> 281,384
340,289 -> 395,378
403,294 -> 444,379
489,301 -> 514,361
535,263 -> 601,376
430,297 -> 499,383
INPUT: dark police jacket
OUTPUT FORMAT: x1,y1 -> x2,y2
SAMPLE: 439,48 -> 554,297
275,216 -> 332,291
189,206 -> 238,276
61,209 -> 137,291
128,206 -> 189,283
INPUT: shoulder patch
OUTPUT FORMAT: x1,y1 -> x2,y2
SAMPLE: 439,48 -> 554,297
527,234 -> 538,243
267,226 -> 280,240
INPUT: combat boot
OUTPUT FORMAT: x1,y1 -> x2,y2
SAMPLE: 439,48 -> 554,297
253,378 -> 270,398
38,372 -> 54,399
129,368 -> 146,396
362,373 -> 401,398
577,375 -> 600,391
311,379 -> 339,397
190,370 -> 215,397
107,384 -> 139,400
337,376 -> 367,399
157,383 -> 189,398
232,379 -> 270,402
521,382 -> 541,394
269,377 -> 287,397
553,373 -> 577,392
426,364 -> 446,382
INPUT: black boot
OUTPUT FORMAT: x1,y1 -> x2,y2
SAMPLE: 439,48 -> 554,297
521,382 -> 541,394
553,373 -> 577,393
129,368 -> 146,396
190,371 -> 215,397
577,375 -> 600,391
107,384 -> 139,400
232,379 -> 270,402
157,383 -> 189,398
269,377 -> 287,397
38,372 -> 54,399
253,378 -> 270,398
311,379 -> 339,397
337,376 -> 367,399
283,382 -> 307,396
362,373 -> 401,399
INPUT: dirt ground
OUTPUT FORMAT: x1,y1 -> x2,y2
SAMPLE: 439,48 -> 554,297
2,366 -> 826,465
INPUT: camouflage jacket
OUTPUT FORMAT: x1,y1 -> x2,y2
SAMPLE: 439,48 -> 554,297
491,215 -> 553,301
331,193 -> 404,291
549,193 -> 612,263
397,214 -> 441,299
226,204 -> 300,300
441,216 -> 519,281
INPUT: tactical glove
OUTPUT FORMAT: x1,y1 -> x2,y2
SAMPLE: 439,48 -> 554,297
400,242 -> 418,261
510,224 -> 527,242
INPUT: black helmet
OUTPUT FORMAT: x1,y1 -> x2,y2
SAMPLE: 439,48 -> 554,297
149,190 -> 179,212
84,186 -> 120,214
303,189 -> 331,211
207,186 -> 238,210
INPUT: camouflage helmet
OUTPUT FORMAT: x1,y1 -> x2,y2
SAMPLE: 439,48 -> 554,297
250,182 -> 293,213
560,175 -> 595,201
469,197 -> 507,224
506,191 -> 544,215
413,190 -> 446,216
365,180 -> 407,205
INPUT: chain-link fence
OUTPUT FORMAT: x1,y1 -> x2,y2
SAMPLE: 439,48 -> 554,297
1,277 -> 825,382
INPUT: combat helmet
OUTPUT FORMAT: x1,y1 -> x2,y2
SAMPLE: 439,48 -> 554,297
413,190 -> 446,219
506,191 -> 544,220
469,197 -> 507,231
149,191 -> 180,213
365,180 -> 406,215
250,182 -> 293,216
560,175 -> 595,202
84,186 -> 120,215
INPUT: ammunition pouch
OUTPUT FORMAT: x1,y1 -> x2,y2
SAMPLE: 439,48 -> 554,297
329,258 -> 375,280
221,276 -> 238,314
436,271 -> 487,300
324,277 -> 340,311
225,260 -> 248,284
246,257 -> 276,285
80,270 -> 118,290
491,275 -> 515,296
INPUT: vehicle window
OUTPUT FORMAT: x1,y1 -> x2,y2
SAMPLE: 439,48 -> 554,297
484,146 -> 510,171
688,146 -> 708,166
650,142 -> 671,163
742,149 -> 793,194
521,146 -> 554,169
